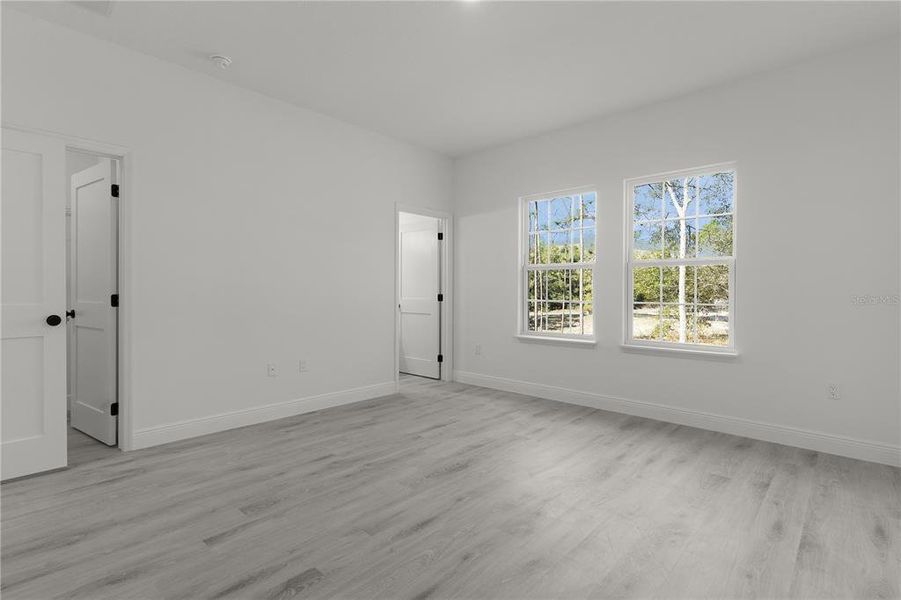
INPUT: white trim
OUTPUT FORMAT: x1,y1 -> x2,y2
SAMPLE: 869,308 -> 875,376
67,146 -> 132,451
394,203 -> 454,383
515,334 -> 596,346
132,381 -> 397,450
453,370 -> 901,467
1,122 -> 129,156
622,341 -> 738,357
623,162 -> 737,353
627,257 -> 733,268
624,161 -> 738,189
520,184 -> 597,203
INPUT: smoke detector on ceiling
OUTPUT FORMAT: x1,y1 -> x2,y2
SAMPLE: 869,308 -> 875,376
208,55 -> 233,70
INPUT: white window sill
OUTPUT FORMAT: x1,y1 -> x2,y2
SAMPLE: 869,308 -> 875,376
621,343 -> 738,358
516,334 -> 597,347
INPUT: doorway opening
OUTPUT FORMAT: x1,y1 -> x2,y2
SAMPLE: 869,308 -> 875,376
65,149 -> 122,463
395,206 -> 452,383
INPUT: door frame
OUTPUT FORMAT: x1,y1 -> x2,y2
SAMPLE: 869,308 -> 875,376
4,123 -> 135,452
394,204 -> 453,385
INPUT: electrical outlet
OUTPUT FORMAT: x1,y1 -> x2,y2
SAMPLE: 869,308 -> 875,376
299,360 -> 308,373
827,383 -> 840,400
474,344 -> 482,356
267,363 -> 278,377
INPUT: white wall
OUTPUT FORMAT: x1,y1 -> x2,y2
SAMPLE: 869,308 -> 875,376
399,211 -> 438,229
453,38 -> 901,462
2,9 -> 452,447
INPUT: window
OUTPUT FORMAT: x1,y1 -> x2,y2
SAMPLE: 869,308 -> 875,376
520,188 -> 596,340
625,164 -> 736,352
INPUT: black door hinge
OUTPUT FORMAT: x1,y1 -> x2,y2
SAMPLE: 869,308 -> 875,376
437,293 -> 444,302
437,354 -> 444,363
110,293 -> 119,307
110,402 -> 119,416
111,184 -> 120,198
437,232 -> 444,241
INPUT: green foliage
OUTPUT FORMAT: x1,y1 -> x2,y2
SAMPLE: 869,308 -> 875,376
697,172 -> 734,216
633,264 -> 729,306
698,216 -> 732,256
649,312 -> 725,344
528,267 -> 593,308
633,171 -> 733,221
529,239 -> 580,264
633,266 -> 659,303
633,212 -> 732,261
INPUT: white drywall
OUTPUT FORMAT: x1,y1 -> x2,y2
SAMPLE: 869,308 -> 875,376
453,38 -> 901,458
2,9 -> 452,446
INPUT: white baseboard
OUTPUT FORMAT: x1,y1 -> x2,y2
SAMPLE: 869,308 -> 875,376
131,381 -> 398,450
454,370 -> 900,467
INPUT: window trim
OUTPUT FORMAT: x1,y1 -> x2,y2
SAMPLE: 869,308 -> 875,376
623,163 -> 738,355
517,185 -> 598,344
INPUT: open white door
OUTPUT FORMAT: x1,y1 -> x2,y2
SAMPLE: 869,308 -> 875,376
69,160 -> 118,446
399,214 -> 441,379
1,128 -> 68,480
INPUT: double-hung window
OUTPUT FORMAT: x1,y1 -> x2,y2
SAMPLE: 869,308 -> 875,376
520,188 -> 597,340
625,164 -> 736,352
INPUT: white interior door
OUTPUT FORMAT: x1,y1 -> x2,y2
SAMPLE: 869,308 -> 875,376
1,128 -> 68,480
399,214 -> 441,379
69,160 -> 118,446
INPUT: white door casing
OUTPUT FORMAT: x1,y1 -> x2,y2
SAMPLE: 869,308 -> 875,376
1,128 -> 68,480
69,160 -> 118,446
398,215 -> 441,379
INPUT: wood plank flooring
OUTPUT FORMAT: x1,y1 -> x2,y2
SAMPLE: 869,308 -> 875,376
67,427 -> 119,468
2,376 -> 899,599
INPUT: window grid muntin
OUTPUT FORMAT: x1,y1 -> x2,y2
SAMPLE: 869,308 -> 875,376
626,166 -> 735,350
527,193 -> 596,267
526,265 -> 592,336
630,268 -> 732,345
521,189 -> 597,339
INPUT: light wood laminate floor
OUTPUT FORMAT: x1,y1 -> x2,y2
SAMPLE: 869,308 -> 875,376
2,377 -> 899,599
67,427 -> 119,468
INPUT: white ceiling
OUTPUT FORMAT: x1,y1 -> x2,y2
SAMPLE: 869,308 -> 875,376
9,1 -> 900,156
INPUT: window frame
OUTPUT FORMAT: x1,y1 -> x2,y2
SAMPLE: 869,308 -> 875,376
517,186 -> 598,344
623,163 -> 738,355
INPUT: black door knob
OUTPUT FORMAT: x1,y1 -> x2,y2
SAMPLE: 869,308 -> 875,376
46,315 -> 62,326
